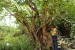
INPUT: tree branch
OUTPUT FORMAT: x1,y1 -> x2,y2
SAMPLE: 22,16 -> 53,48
28,0 -> 39,18
4,8 -> 31,34
36,0 -> 56,34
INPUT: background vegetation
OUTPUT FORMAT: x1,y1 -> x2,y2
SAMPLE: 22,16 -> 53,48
0,0 -> 75,50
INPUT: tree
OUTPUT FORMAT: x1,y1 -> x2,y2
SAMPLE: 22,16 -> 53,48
0,0 -> 75,50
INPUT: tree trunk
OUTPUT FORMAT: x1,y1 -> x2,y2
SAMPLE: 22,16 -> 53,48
37,25 -> 53,50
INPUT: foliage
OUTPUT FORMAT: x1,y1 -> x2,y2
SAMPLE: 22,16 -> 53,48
0,26 -> 36,50
0,0 -> 75,50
